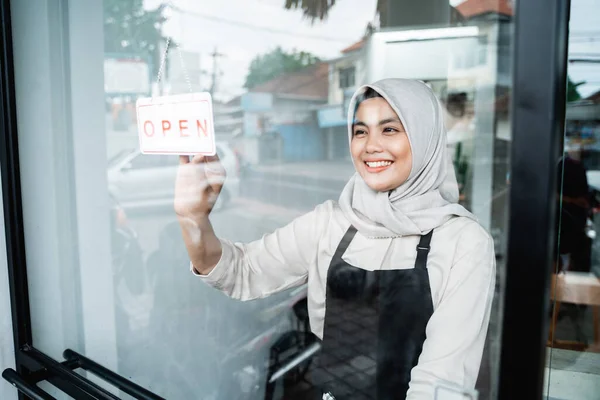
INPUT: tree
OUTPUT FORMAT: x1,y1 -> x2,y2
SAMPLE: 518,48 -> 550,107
244,47 -> 321,89
567,76 -> 586,102
285,0 -> 453,28
284,0 -> 385,23
103,0 -> 170,76
284,0 -> 338,21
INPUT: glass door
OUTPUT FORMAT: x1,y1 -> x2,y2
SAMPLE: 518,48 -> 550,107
545,0 -> 600,398
0,0 -> 572,399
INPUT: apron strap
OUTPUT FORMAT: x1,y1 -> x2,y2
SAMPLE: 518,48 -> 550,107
331,225 -> 358,263
334,225 -> 434,271
414,230 -> 434,270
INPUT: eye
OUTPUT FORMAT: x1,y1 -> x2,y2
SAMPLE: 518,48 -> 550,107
353,129 -> 367,137
383,127 -> 398,134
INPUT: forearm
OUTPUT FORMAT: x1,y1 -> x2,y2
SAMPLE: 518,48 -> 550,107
178,215 -> 222,275
188,202 -> 331,301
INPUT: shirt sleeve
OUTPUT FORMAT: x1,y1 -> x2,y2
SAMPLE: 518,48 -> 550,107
407,230 -> 496,400
190,201 -> 332,301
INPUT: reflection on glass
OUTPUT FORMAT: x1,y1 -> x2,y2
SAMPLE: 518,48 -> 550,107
546,0 -> 600,398
10,0 -> 515,399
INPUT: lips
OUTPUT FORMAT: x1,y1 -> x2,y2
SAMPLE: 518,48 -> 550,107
364,160 -> 393,173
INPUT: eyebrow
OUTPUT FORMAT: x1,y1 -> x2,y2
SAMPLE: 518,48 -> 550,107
353,118 -> 402,127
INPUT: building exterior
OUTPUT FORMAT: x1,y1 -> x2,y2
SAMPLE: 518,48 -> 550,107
219,63 -> 329,164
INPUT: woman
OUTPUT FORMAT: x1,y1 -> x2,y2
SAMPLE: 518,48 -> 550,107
175,79 -> 496,399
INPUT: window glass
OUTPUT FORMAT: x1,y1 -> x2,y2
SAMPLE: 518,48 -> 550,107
545,0 -> 600,398
339,66 -> 356,89
129,153 -> 164,169
9,1 -> 513,399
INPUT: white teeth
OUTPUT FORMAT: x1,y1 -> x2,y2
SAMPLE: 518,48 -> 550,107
366,161 -> 392,168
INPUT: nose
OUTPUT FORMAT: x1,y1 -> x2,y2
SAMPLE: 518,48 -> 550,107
365,132 -> 383,153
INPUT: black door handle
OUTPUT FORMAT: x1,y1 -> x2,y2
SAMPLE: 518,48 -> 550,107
63,349 -> 165,400
4,346 -> 167,400
2,368 -> 57,400
23,346 -> 120,400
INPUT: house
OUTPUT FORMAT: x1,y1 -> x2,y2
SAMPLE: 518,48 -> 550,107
327,40 -> 366,106
213,99 -> 243,139
449,0 -> 514,91
316,40 -> 368,160
218,63 -> 329,164
315,0 -> 516,161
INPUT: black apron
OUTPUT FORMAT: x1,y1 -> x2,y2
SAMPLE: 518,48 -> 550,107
315,225 -> 434,400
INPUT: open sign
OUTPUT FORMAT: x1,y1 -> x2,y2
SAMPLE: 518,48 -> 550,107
136,92 -> 216,155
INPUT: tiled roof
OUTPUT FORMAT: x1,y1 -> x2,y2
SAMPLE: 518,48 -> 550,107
456,0 -> 514,19
341,39 -> 365,54
586,90 -> 600,103
249,62 -> 329,99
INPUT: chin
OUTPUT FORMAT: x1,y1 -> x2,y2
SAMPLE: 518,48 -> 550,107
363,179 -> 395,192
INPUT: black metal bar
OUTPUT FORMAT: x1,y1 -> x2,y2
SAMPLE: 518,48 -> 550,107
23,346 -> 120,400
0,0 -> 34,367
45,376 -> 101,400
16,348 -> 110,400
1,1 -> 34,397
568,58 -> 600,63
2,369 -> 56,400
27,357 -> 81,384
499,0 -> 571,398
64,349 -> 165,400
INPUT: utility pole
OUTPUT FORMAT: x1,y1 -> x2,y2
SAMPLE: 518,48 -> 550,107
209,47 -> 225,97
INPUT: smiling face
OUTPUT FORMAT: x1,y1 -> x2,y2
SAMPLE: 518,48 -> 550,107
350,97 -> 413,192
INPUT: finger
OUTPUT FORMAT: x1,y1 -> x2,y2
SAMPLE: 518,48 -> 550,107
203,153 -> 225,175
205,160 -> 225,175
205,153 -> 220,163
190,154 -> 206,164
205,170 -> 226,198
179,155 -> 191,165
206,174 -> 226,190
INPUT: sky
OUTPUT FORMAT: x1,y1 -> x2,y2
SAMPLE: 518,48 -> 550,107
567,0 -> 600,97
144,0 -> 600,100
146,0 -> 378,100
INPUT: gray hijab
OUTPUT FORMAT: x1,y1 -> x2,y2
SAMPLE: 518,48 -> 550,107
338,78 -> 477,238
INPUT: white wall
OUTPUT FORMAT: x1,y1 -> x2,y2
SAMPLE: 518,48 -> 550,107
5,2 -> 293,398
10,0 -> 117,396
271,97 -> 324,125
328,53 -> 364,105
365,26 -> 480,86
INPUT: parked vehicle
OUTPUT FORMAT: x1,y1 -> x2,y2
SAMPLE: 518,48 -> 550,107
108,142 -> 241,211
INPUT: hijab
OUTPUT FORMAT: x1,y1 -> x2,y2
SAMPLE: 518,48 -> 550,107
338,78 -> 477,238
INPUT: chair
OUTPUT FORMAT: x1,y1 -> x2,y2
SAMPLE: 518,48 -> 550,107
548,272 -> 600,352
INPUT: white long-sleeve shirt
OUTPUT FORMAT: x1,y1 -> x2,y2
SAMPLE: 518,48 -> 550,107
192,200 -> 496,399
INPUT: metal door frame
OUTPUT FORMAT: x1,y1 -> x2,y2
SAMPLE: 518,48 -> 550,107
1,0 -> 571,398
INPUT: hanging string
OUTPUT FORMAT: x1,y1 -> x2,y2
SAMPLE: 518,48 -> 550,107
174,38 -> 193,93
153,0 -> 193,99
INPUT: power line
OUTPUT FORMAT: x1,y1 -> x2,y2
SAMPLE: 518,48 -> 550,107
570,37 -> 600,42
169,5 -> 355,43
